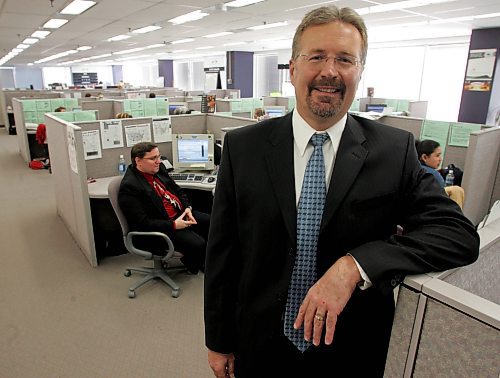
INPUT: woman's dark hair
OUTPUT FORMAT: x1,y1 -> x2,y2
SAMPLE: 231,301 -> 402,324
131,142 -> 158,167
415,139 -> 440,161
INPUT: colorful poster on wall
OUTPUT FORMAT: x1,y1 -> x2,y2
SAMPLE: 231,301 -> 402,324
464,49 -> 497,92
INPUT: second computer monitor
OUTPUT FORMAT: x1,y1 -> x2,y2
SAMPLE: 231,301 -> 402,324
264,106 -> 286,118
172,134 -> 215,172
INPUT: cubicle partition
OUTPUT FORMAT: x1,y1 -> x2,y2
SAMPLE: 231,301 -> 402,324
45,112 -> 256,266
377,116 -> 500,225
462,127 -> 500,225
12,97 -> 89,163
0,89 -> 64,128
384,218 -> 500,377
81,99 -> 117,119
359,97 -> 428,118
45,114 -> 98,266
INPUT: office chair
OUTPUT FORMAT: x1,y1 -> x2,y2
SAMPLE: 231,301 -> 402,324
107,176 -> 184,298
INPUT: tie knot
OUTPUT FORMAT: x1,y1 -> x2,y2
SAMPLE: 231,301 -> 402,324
310,133 -> 329,147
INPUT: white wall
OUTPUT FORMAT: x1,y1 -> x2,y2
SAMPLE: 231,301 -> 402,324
42,67 -> 72,88
122,61 -> 159,87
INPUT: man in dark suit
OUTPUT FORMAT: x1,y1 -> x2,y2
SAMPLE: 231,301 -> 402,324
204,6 -> 479,378
118,142 -> 209,274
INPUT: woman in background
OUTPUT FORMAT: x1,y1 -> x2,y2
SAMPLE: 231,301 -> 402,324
415,139 -> 464,207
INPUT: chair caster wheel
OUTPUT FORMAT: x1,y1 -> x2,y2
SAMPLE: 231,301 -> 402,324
124,270 -> 131,277
171,290 -> 180,298
128,290 -> 136,298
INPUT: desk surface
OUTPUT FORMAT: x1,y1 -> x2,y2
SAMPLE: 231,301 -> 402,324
88,175 -> 216,199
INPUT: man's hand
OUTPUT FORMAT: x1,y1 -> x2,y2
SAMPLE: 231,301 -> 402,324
174,209 -> 197,230
208,349 -> 235,378
294,255 -> 362,346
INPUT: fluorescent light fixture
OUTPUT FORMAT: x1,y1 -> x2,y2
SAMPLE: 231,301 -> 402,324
247,21 -> 288,30
77,46 -> 92,51
146,44 -> 165,49
203,31 -> 234,38
17,44 -> 30,49
474,12 -> 500,19
23,38 -> 39,44
132,25 -> 162,34
170,38 -> 195,44
28,63 -> 34,66
43,19 -> 69,29
60,0 -> 96,15
31,30 -> 51,39
225,0 -> 265,7
223,41 -> 245,46
115,55 -> 150,61
172,50 -> 188,53
195,46 -> 214,50
113,47 -> 145,55
107,34 -> 131,42
168,10 -> 209,25
35,49 -> 78,64
12,49 -> 23,53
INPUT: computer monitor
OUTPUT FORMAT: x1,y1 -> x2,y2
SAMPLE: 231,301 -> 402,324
365,104 -> 387,113
264,106 -> 286,118
172,134 -> 215,172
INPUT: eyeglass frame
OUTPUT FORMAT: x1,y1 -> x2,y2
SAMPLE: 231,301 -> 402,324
141,154 -> 161,161
296,53 -> 364,70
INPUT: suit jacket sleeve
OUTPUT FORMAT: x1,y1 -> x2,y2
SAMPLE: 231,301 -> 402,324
348,130 -> 479,294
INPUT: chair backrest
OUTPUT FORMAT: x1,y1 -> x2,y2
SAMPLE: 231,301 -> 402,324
108,176 -> 129,237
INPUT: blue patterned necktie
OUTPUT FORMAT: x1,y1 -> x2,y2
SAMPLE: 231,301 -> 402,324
284,133 -> 329,352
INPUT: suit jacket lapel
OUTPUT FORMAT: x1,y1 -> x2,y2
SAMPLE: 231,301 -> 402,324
264,114 -> 297,244
321,115 -> 368,231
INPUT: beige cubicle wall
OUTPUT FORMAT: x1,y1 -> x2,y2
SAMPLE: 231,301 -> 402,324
44,114 -> 98,266
81,99 -> 117,120
377,116 -> 500,225
384,217 -> 500,377
45,112 -> 256,266
462,127 -> 500,226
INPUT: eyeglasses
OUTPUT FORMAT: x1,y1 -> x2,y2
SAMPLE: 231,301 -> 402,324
142,155 -> 161,161
297,53 -> 363,70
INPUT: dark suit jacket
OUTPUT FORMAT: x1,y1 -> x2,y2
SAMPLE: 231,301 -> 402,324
204,112 -> 479,370
118,164 -> 191,252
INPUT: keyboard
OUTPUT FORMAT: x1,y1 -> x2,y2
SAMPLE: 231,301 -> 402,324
170,172 -> 205,182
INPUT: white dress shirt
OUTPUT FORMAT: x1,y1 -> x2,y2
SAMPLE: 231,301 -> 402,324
292,110 -> 372,289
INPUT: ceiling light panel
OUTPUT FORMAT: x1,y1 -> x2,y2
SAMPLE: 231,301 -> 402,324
31,31 -> 51,39
170,38 -> 195,44
203,32 -> 234,38
60,0 -> 96,15
225,0 -> 265,7
43,19 -> 69,29
23,38 -> 39,44
107,35 -> 131,42
168,10 -> 209,25
132,25 -> 162,34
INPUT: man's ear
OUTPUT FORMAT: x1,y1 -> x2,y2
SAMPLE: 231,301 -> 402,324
289,59 -> 296,84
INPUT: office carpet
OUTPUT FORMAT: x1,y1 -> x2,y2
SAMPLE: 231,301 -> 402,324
0,129 -> 213,377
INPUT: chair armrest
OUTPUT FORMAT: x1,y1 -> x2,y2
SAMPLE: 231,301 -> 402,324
127,231 -> 175,260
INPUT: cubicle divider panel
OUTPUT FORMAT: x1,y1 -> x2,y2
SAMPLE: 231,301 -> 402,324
262,96 -> 278,107
206,114 -> 257,142
12,99 -> 30,163
462,127 -> 500,225
384,286 -> 421,377
81,100 -> 115,119
45,114 -> 97,267
378,115 -> 423,139
441,145 -> 467,169
171,113 -> 206,135
412,298 -> 499,377
73,117 -> 169,179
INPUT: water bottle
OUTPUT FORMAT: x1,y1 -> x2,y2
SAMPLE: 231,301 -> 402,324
445,169 -> 454,187
118,155 -> 127,176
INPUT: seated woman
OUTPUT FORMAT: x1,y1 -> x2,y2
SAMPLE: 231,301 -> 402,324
415,139 -> 464,208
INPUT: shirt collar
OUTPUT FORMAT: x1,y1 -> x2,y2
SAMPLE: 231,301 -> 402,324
292,109 -> 347,156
